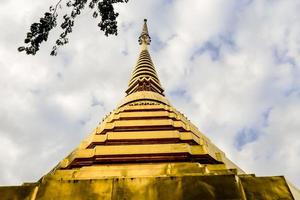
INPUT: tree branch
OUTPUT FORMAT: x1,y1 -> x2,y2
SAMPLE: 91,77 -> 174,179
53,0 -> 64,16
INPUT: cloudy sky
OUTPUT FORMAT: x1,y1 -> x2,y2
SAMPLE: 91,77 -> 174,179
0,0 -> 299,188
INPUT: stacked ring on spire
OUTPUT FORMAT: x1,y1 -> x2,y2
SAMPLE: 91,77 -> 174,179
126,49 -> 164,96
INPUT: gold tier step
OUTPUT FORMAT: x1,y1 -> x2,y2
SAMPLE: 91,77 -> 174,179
50,163 -> 237,180
60,143 -> 224,169
86,130 -> 200,147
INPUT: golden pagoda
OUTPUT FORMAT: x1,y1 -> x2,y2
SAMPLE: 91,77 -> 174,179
1,19 -> 299,200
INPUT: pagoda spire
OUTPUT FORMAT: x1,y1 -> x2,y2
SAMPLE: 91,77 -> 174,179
138,19 -> 151,47
126,19 -> 164,96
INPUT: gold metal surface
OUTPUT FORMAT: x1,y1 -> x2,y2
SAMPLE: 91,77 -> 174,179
1,174 -> 296,200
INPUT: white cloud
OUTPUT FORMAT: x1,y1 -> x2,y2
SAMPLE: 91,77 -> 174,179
0,0 -> 299,188
238,93 -> 300,185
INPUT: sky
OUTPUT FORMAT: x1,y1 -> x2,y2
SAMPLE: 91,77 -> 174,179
0,0 -> 299,188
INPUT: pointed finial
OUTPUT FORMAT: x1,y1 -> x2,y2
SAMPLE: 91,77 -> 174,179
126,19 -> 164,96
138,19 -> 151,45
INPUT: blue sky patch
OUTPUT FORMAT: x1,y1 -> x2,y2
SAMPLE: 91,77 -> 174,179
272,47 -> 296,67
262,107 -> 272,127
91,96 -> 104,107
284,87 -> 300,97
168,88 -> 191,102
234,127 -> 259,150
151,35 -> 167,52
163,0 -> 176,5
151,34 -> 177,52
219,33 -> 236,49
233,0 -> 253,11
191,41 -> 221,61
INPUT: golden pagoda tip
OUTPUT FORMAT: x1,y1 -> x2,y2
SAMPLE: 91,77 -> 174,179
139,19 -> 151,45
126,19 -> 164,96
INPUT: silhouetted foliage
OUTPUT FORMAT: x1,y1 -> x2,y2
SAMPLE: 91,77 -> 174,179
18,0 -> 128,56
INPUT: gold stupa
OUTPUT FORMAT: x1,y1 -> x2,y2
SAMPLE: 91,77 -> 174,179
1,19 -> 299,200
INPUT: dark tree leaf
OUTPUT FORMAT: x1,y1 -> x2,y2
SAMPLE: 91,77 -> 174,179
18,47 -> 25,52
93,11 -> 98,18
